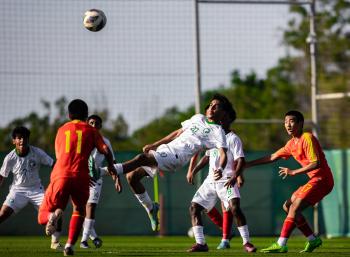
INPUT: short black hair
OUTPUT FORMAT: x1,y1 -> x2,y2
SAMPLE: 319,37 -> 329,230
208,93 -> 236,123
68,99 -> 88,120
285,110 -> 304,124
87,114 -> 103,125
12,126 -> 30,139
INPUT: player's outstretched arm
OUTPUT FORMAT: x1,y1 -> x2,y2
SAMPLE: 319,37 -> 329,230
143,128 -> 183,153
278,160 -> 319,179
245,154 -> 279,169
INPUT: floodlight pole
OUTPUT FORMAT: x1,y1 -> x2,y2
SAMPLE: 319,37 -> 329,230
308,0 -> 319,235
194,0 -> 202,114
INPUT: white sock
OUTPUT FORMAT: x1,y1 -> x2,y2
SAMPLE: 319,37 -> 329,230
114,163 -> 124,175
51,231 -> 60,243
221,239 -> 229,243
192,226 -> 205,245
307,234 -> 316,241
277,237 -> 288,246
65,243 -> 73,249
81,218 -> 95,242
237,225 -> 250,245
89,227 -> 98,240
135,192 -> 153,213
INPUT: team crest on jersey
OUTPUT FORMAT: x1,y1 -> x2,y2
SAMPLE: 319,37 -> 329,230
203,128 -> 211,134
29,159 -> 36,168
160,152 -> 167,157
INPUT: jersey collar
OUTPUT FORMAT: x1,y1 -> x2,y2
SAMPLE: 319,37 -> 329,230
205,118 -> 219,125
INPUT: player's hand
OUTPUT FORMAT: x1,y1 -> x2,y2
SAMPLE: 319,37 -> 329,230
237,175 -> 244,188
107,164 -> 117,176
278,166 -> 293,179
142,144 -> 156,153
113,175 -> 123,193
224,176 -> 237,188
213,168 -> 223,181
186,172 -> 195,185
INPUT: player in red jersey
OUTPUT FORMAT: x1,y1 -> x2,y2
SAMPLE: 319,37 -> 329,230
244,110 -> 334,253
38,99 -> 118,256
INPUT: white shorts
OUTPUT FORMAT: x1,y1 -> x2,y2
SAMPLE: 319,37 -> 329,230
192,178 -> 240,211
87,178 -> 103,204
3,186 -> 45,213
142,144 -> 181,178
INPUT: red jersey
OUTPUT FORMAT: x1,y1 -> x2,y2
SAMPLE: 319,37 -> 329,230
274,132 -> 333,181
51,120 -> 109,182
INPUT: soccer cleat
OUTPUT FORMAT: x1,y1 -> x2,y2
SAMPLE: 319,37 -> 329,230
92,237 -> 103,248
51,241 -> 63,251
260,243 -> 288,253
300,236 -> 322,253
80,241 -> 90,249
217,240 -> 230,250
63,247 -> 74,256
187,243 -> 209,252
244,242 -> 257,253
46,209 -> 63,236
148,202 -> 160,232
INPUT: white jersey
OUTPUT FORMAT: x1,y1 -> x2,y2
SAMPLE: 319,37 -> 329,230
0,146 -> 54,190
89,137 -> 115,180
206,131 -> 244,182
166,114 -> 227,167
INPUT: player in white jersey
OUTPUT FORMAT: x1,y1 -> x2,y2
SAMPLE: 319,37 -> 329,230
108,94 -> 233,232
80,115 -> 117,249
0,126 -> 62,250
186,107 -> 257,253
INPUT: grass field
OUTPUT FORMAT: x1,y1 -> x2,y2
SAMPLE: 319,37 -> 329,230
0,236 -> 349,257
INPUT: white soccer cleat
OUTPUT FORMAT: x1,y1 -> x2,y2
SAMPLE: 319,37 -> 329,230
45,209 -> 63,236
51,241 -> 63,251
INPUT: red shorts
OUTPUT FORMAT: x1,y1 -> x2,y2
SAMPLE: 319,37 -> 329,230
292,176 -> 334,205
40,177 -> 89,213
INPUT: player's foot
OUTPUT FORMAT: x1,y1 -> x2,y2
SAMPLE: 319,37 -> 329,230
244,242 -> 257,253
92,237 -> 103,248
46,209 -> 63,236
260,243 -> 288,253
80,241 -> 89,249
300,236 -> 322,253
51,241 -> 63,251
63,246 -> 74,256
148,202 -> 160,232
217,240 -> 230,250
187,243 -> 209,252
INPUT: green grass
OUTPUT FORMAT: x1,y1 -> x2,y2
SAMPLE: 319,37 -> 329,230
0,236 -> 349,257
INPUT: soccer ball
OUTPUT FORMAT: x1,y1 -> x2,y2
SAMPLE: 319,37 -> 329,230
187,227 -> 194,238
83,9 -> 107,32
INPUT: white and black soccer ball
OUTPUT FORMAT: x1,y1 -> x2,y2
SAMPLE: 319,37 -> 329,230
83,9 -> 107,32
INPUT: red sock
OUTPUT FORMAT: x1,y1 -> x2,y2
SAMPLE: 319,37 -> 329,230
207,207 -> 223,230
280,217 -> 296,238
67,212 -> 85,245
295,215 -> 313,237
222,210 -> 233,239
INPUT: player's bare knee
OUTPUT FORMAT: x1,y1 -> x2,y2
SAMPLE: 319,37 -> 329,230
189,203 -> 200,217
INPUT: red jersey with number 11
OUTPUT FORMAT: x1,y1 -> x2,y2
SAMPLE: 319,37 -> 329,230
51,119 -> 109,182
